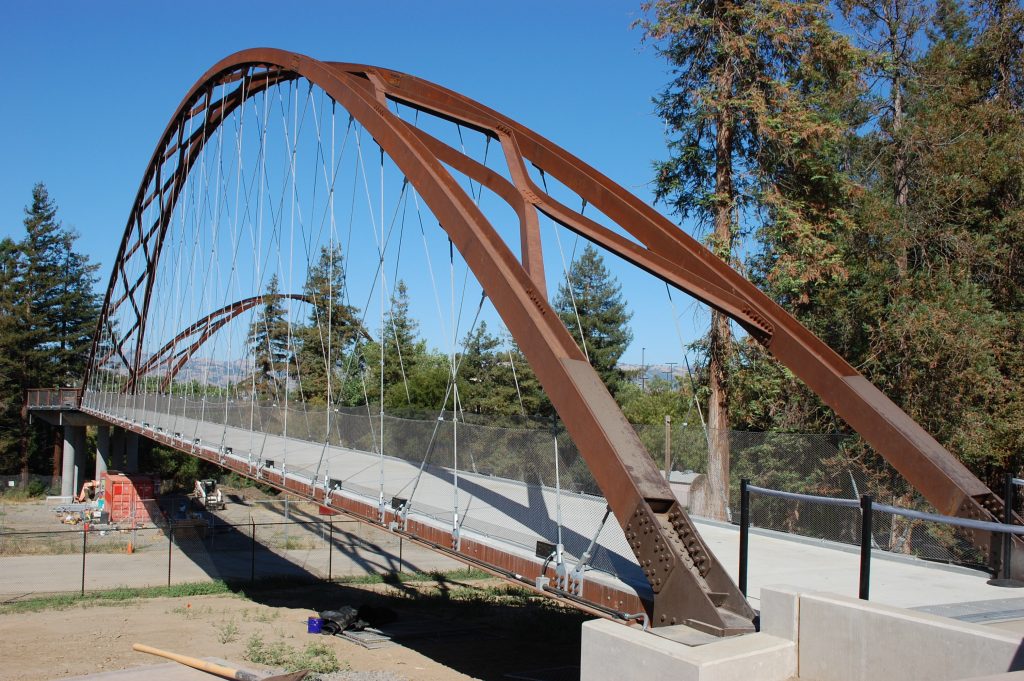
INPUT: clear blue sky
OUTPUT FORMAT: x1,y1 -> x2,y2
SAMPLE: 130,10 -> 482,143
0,1 -> 716,367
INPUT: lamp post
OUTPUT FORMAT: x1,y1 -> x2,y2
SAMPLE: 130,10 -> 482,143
641,347 -> 646,391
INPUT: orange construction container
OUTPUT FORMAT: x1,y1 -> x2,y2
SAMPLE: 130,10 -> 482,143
101,472 -> 160,526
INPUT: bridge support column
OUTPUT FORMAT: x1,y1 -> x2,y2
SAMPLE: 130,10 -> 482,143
138,435 -> 152,469
110,427 -> 126,471
124,431 -> 139,474
61,426 -> 87,498
96,426 -> 110,479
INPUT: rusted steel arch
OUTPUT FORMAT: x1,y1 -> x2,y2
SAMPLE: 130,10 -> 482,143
82,48 -> 1010,632
86,65 -> 294,392
134,293 -> 373,393
135,294 -> 298,393
356,63 -> 1013,550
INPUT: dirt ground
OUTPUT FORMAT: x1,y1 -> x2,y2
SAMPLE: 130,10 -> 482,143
0,496 -> 586,681
0,578 -> 585,681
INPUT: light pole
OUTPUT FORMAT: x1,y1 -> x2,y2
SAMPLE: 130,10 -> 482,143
641,347 -> 646,391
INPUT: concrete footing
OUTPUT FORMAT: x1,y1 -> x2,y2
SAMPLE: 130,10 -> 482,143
580,586 -> 1024,681
581,619 -> 795,681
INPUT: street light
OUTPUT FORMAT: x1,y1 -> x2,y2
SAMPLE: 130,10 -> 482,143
641,347 -> 646,392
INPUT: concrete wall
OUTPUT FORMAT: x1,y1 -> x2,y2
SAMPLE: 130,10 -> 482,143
798,591 -> 1024,681
580,587 -> 1024,681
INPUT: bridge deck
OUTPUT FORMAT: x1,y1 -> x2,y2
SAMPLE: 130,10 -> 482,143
81,399 -> 651,617
68,395 -> 1009,622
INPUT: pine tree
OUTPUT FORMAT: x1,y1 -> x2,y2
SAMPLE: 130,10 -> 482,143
21,184 -> 68,389
457,321 -> 524,416
641,0 -> 860,519
246,274 -> 290,402
552,244 -> 633,396
848,0 -> 1024,478
382,280 -> 427,408
52,233 -> 100,384
295,245 -> 361,405
7,184 -> 101,479
839,0 -> 928,278
0,239 -> 27,473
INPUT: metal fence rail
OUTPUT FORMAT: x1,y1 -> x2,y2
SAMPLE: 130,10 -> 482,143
0,511 -> 433,599
739,478 -> 1024,601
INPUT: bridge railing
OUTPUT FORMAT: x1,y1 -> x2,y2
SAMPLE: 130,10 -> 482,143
25,387 -> 83,410
736,478 -> 1012,601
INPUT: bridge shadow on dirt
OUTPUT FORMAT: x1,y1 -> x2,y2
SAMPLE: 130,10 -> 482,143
160,497 -> 585,681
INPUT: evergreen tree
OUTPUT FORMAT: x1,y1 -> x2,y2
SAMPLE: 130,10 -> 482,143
839,0 -> 928,278
502,333 -> 551,418
52,233 -> 100,384
458,321 -> 522,416
21,184 -> 69,388
4,184 -> 101,478
0,239 -> 27,473
552,245 -> 633,396
382,280 -> 427,407
246,274 -> 290,402
642,0 -> 860,519
295,245 -> 361,404
847,0 -> 1024,478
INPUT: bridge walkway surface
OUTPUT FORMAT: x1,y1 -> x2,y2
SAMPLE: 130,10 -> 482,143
59,398 -> 1022,624
82,399 -> 649,612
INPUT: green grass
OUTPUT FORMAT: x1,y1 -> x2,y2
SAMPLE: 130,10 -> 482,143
0,581 -> 235,614
0,568 -> 496,615
244,634 -> 341,674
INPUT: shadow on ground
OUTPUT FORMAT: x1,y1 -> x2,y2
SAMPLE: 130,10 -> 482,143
162,498 -> 586,680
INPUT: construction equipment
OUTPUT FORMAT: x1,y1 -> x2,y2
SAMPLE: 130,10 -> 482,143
193,478 -> 225,511
133,643 -> 309,680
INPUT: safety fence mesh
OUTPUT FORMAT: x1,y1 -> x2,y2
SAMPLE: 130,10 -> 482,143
0,500 -> 462,599
79,391 -> 982,574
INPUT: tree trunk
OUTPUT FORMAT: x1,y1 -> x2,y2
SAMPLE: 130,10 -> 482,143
52,425 -> 62,481
705,66 -> 736,522
18,405 -> 29,487
886,3 -> 909,277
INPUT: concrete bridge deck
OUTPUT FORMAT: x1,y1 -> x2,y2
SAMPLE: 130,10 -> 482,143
47,398 -> 1019,622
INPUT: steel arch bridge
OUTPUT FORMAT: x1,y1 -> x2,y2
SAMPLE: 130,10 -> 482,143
78,48 -> 1013,635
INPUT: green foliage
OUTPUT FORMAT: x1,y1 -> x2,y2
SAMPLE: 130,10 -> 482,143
617,377 -> 689,425
244,635 -> 341,674
553,245 -> 633,396
140,444 -> 221,491
294,245 -> 363,405
457,321 -> 526,416
0,580 -> 234,614
246,274 -> 291,402
0,184 -> 100,476
642,0 -> 1024,492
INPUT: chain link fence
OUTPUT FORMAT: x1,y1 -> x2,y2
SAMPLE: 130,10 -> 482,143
82,391 -> 984,574
0,498 -> 464,599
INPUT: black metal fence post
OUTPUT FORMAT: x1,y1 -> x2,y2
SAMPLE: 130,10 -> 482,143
167,523 -> 173,588
80,527 -> 87,595
327,519 -> 333,583
859,494 -> 873,600
250,519 -> 256,584
1003,473 -> 1014,580
739,478 -> 750,596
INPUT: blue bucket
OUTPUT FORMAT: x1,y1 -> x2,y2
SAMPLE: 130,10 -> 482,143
307,617 -> 323,634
